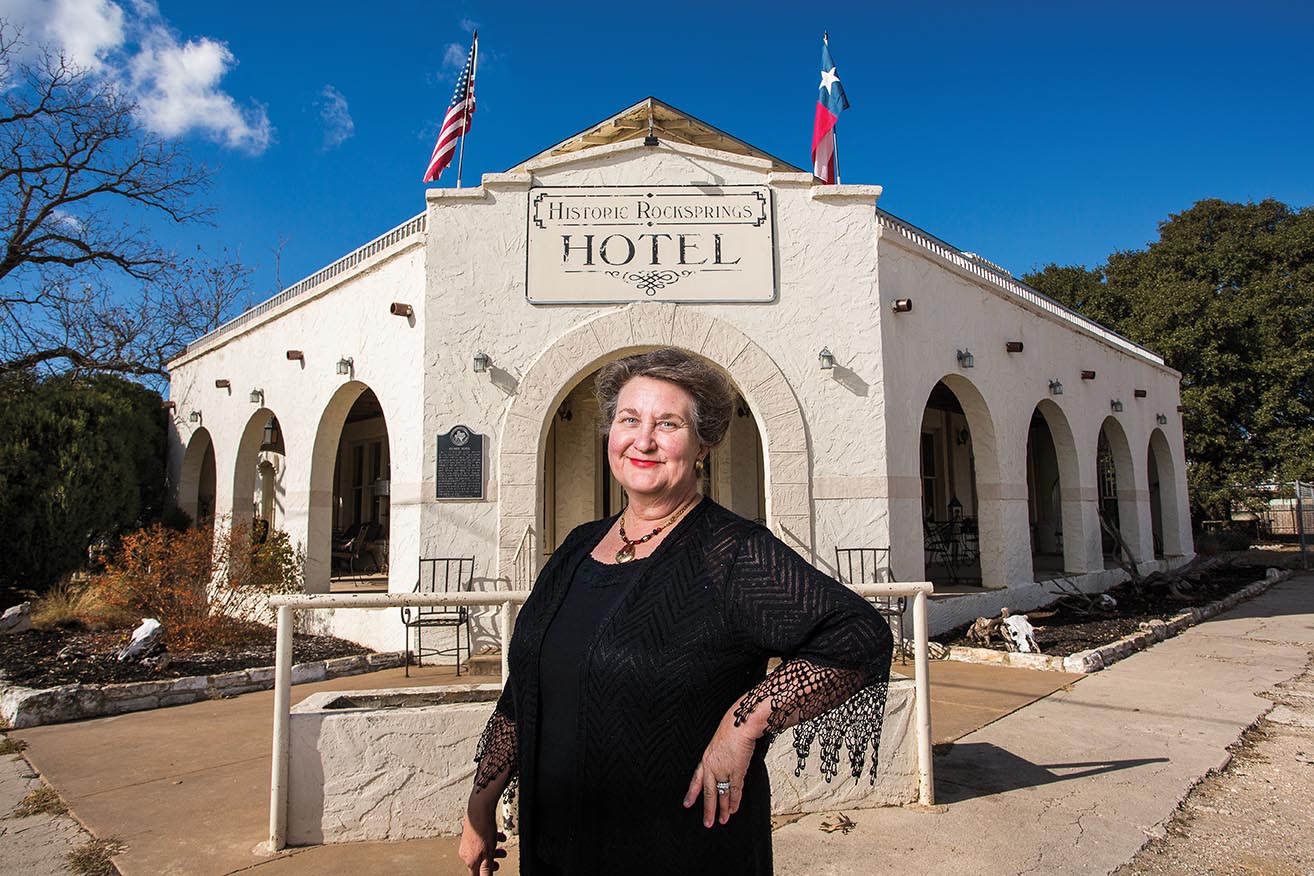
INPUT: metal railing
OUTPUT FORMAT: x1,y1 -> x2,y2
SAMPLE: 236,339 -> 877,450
263,581 -> 933,852
875,209 -> 1165,366
182,212 -> 427,356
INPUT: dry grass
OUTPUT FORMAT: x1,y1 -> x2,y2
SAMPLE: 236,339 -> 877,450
0,735 -> 27,755
12,785 -> 67,817
32,577 -> 135,631
68,837 -> 125,876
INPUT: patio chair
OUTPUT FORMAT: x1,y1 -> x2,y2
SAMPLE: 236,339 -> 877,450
401,557 -> 475,677
834,546 -> 906,663
331,524 -> 368,574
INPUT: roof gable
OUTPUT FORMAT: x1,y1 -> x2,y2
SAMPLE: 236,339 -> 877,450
508,97 -> 803,174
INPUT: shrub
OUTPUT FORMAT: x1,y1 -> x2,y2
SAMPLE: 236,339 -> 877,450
92,521 -> 303,650
31,576 -> 136,631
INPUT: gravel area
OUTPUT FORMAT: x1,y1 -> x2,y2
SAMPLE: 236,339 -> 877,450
1115,660 -> 1314,876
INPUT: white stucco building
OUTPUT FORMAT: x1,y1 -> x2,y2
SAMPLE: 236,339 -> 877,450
166,98 -> 1193,650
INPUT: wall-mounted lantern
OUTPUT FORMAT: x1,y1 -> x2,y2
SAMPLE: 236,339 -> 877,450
472,351 -> 490,373
336,357 -> 354,376
188,410 -> 202,424
1048,379 -> 1064,395
818,347 -> 836,370
1156,413 -> 1168,425
250,388 -> 265,405
1110,399 -> 1124,413
956,349 -> 975,369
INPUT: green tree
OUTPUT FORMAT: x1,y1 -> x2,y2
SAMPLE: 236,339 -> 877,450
0,371 -> 166,598
1024,198 -> 1314,521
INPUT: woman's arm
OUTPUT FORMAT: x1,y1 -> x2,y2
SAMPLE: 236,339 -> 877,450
459,699 -> 517,874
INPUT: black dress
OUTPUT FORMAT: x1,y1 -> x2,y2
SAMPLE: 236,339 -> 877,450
474,499 -> 893,876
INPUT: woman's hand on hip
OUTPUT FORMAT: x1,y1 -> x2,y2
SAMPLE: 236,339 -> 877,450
683,707 -> 760,828
459,794 -> 507,875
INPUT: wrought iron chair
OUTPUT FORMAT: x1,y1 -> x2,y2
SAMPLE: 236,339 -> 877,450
401,557 -> 475,677
834,546 -> 906,663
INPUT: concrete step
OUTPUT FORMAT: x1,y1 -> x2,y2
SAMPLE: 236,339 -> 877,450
463,652 -> 502,676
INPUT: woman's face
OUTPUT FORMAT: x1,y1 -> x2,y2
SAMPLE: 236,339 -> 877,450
607,376 -> 706,505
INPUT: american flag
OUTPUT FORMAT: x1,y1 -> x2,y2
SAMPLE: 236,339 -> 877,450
423,33 -> 478,183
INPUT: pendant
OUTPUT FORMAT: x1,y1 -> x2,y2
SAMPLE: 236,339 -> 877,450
615,543 -> 636,564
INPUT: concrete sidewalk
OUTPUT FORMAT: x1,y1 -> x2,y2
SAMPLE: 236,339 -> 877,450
774,574 -> 1314,875
10,574 -> 1308,875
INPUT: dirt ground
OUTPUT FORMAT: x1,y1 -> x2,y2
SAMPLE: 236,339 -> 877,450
1115,658 -> 1314,876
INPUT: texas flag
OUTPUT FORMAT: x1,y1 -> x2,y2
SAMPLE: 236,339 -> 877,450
811,34 -> 849,184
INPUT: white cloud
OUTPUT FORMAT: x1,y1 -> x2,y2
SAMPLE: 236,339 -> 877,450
1,0 -> 125,69
442,42 -> 468,73
2,0 -> 272,154
128,26 -> 271,153
460,17 -> 477,34
317,84 -> 353,150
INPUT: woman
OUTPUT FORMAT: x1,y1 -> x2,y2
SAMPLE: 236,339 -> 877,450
459,348 -> 892,876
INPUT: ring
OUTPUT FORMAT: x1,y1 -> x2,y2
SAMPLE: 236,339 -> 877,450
715,781 -> 731,795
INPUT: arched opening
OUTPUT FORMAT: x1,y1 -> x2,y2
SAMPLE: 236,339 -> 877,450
541,362 -> 765,560
178,428 -> 217,526
1097,417 -> 1141,565
918,379 -> 989,586
1148,428 -> 1184,556
1026,400 -> 1083,579
313,386 -> 391,590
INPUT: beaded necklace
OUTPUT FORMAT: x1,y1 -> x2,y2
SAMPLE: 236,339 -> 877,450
615,493 -> 699,563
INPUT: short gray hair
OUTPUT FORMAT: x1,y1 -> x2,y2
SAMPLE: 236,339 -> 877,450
594,348 -> 735,448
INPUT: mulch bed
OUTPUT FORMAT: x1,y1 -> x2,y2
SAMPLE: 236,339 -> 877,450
933,562 -> 1278,657
0,621 -> 371,689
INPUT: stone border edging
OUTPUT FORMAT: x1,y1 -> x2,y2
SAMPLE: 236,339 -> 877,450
0,651 -> 406,730
933,569 -> 1292,675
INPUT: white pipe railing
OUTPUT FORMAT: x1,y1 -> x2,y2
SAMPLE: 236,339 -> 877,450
263,581 -> 934,851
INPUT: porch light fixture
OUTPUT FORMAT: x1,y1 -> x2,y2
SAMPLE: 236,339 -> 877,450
214,379 -> 231,389
472,351 -> 490,373
891,298 -> 913,313
557,399 -> 573,422
818,347 -> 835,370
956,428 -> 971,446
1134,389 -> 1147,398
336,357 -> 354,376
250,388 -> 265,405
1110,399 -> 1123,413
956,349 -> 975,369
1081,370 -> 1096,380
286,350 -> 304,361
949,495 -> 963,521
261,417 -> 281,451
390,302 -> 413,317
188,410 -> 202,424
1005,341 -> 1024,353
1156,413 -> 1169,425
1048,379 -> 1064,395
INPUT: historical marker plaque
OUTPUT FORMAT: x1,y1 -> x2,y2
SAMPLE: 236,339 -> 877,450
436,425 -> 484,499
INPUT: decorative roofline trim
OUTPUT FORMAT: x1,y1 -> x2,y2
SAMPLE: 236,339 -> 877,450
875,209 -> 1166,368
172,212 -> 426,362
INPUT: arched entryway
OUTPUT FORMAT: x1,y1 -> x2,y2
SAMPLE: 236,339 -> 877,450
307,383 -> 391,592
1148,428 -> 1184,557
1026,400 -> 1082,579
917,376 -> 999,587
498,303 -> 810,584
541,364 -> 766,559
1097,417 -> 1141,565
178,428 -> 217,525
232,409 -> 285,532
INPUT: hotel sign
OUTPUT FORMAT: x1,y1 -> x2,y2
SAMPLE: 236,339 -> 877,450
526,186 -> 775,303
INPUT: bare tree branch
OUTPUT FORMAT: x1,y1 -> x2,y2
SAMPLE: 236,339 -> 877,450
0,23 -> 240,380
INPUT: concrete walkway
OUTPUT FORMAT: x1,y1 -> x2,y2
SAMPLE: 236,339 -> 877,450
774,574 -> 1314,875
9,574 -> 1308,875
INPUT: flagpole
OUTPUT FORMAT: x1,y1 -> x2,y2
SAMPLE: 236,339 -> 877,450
455,31 -> 478,189
833,124 -> 841,185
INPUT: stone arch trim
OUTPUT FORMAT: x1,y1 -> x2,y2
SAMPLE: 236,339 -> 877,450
498,302 -> 811,582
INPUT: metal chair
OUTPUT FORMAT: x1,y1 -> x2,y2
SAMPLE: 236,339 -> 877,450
401,557 -> 475,677
834,546 -> 906,663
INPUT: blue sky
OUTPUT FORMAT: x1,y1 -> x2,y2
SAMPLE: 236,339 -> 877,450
7,0 -> 1313,312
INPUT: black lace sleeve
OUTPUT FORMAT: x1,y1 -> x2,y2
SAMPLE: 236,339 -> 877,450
726,526 -> 893,784
473,687 -> 519,799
